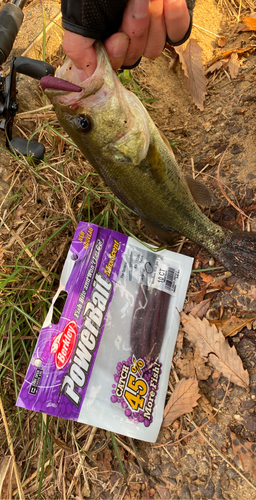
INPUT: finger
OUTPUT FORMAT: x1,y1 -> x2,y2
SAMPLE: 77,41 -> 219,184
104,32 -> 130,70
120,0 -> 150,68
144,0 -> 166,59
62,31 -> 96,79
164,0 -> 190,44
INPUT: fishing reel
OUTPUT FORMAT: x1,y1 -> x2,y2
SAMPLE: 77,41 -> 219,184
0,0 -> 55,160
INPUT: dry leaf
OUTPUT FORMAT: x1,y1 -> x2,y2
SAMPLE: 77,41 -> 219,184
175,348 -> 211,381
189,298 -> 211,318
180,313 -> 249,388
162,377 -> 200,427
174,44 -> 189,77
206,59 -> 228,74
211,45 -> 256,63
200,272 -> 215,284
247,285 -> 256,301
210,315 -> 256,338
218,36 -> 227,48
230,431 -> 256,479
175,39 -> 207,110
156,485 -> 174,499
0,456 -> 13,500
228,53 -> 240,79
243,16 -> 256,31
198,393 -> 215,419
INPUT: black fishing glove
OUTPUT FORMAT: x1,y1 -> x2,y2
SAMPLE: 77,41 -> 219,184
61,0 -> 196,44
61,0 -> 129,40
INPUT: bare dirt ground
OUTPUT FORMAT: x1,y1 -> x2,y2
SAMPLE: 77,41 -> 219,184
1,0 -> 256,499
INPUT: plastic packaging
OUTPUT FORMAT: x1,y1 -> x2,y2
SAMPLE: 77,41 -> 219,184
17,222 -> 193,442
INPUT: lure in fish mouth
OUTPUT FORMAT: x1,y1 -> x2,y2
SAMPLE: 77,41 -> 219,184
41,42 -> 256,281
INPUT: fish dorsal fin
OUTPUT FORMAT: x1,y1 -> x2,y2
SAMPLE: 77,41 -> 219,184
158,128 -> 175,158
185,176 -> 216,208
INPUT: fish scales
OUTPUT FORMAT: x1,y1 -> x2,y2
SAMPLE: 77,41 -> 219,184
41,43 -> 256,280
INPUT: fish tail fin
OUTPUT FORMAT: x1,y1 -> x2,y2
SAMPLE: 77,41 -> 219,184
214,231 -> 256,280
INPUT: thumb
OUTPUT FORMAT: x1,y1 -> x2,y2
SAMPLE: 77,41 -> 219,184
62,31 -> 97,79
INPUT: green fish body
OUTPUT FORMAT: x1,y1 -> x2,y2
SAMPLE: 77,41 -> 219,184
41,43 -> 256,280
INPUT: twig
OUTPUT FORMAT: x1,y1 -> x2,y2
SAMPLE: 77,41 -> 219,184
193,24 -> 222,37
114,435 -> 143,461
37,239 -> 67,293
0,169 -> 20,212
1,217 -> 51,282
16,105 -> 53,117
190,420 -> 256,493
13,449 -> 62,495
216,152 -> 250,229
67,426 -> 97,498
0,394 -> 25,500
154,378 -> 230,448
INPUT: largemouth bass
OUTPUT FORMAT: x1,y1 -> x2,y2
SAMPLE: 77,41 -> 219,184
41,42 -> 256,280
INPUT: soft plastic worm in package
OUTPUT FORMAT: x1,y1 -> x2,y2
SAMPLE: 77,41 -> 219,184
17,222 -> 193,442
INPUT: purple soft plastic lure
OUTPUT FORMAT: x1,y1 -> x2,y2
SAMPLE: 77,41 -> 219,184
40,75 -> 83,93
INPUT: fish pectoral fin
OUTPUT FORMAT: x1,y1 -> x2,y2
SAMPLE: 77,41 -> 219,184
185,176 -> 217,208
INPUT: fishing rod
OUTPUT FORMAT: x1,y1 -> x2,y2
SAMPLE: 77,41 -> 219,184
0,0 -> 55,159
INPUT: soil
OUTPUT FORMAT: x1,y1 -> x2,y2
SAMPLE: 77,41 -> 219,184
1,0 -> 256,499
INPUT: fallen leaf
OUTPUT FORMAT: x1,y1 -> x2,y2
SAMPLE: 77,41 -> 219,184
180,313 -> 249,388
206,59 -> 228,74
0,456 -> 13,500
228,52 -> 240,78
209,315 -> 256,338
200,272 -> 215,284
211,45 -> 256,64
230,431 -> 256,479
189,298 -> 211,318
198,393 -> 215,419
162,377 -> 201,427
247,285 -> 256,301
174,45 -> 189,77
189,288 -> 206,305
243,16 -> 256,31
175,39 -> 207,110
175,348 -> 211,381
218,36 -> 227,47
156,485 -> 174,499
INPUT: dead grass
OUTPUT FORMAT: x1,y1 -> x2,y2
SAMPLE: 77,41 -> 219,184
1,0 -> 256,498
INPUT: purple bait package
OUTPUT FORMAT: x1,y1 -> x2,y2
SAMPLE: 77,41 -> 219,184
17,222 -> 193,442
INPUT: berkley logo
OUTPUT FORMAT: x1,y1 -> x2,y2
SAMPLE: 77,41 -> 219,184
51,320 -> 77,370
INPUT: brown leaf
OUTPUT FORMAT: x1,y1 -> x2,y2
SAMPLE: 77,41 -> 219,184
162,377 -> 200,427
198,393 -> 215,419
243,16 -> 256,31
230,431 -> 256,479
206,60 -> 227,74
175,348 -> 211,381
210,315 -> 256,338
200,272 -> 215,284
0,456 -> 13,500
189,298 -> 211,318
228,53 -> 240,79
247,285 -> 256,301
175,39 -> 207,110
156,485 -> 174,499
211,45 -> 256,64
180,313 -> 249,388
174,45 -> 189,77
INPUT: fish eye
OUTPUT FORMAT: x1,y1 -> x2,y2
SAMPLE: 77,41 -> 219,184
76,115 -> 92,132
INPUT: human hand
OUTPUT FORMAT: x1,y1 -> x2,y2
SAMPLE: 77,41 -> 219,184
62,0 -> 191,80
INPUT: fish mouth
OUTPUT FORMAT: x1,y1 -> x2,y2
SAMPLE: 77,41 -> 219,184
40,42 -> 111,101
